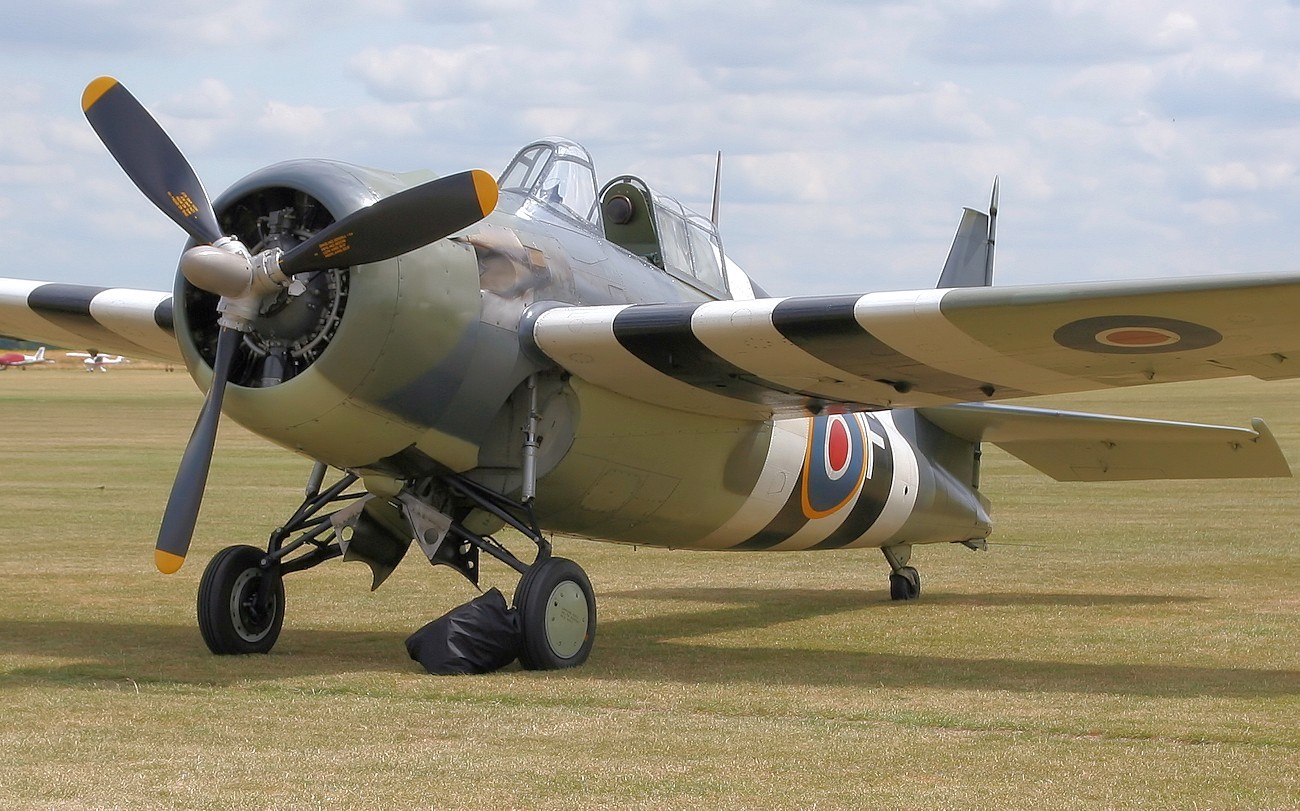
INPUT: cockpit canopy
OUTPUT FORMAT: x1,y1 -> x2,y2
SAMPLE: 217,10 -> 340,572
599,176 -> 728,297
497,137 -> 601,229
497,138 -> 730,299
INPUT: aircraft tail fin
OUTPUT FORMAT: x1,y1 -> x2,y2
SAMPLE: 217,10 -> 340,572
936,177 -> 998,289
33,346 -> 45,362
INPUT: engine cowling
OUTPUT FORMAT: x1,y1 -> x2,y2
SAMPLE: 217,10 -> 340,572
173,160 -> 501,476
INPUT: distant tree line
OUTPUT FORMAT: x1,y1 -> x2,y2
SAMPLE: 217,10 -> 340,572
0,336 -> 50,351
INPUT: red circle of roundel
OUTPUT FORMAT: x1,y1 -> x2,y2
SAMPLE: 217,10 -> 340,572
826,416 -> 851,479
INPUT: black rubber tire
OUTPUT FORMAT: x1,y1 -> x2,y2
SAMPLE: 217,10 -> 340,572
889,566 -> 921,601
514,557 -> 596,670
197,544 -> 285,655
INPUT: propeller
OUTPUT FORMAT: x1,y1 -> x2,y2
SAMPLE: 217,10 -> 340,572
81,76 -> 499,573
154,326 -> 238,574
280,168 -> 499,275
82,77 -> 223,245
177,168 -> 498,306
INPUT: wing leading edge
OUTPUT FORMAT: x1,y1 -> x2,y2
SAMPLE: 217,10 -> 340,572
0,279 -> 179,363
526,271 -> 1300,420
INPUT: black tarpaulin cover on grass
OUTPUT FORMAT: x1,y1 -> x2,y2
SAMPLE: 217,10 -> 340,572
405,588 -> 522,675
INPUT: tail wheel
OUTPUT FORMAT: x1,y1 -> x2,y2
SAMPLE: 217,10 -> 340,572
889,566 -> 921,601
197,544 -> 285,654
515,557 -> 596,670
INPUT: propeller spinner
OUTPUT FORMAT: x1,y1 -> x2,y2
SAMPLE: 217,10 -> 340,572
81,76 -> 499,573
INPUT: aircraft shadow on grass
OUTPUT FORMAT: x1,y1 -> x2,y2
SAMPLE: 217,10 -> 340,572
0,587 -> 1295,699
596,587 -> 1300,699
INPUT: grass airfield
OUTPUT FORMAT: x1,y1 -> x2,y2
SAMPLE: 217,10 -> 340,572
0,368 -> 1296,810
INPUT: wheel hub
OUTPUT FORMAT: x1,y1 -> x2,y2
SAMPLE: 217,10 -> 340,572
542,580 -> 590,659
230,568 -> 277,642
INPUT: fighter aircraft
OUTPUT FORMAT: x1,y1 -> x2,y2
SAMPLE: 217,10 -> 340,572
0,346 -> 52,370
67,350 -> 130,372
0,77 -> 1295,670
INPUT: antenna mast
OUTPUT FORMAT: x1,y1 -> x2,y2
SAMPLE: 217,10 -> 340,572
710,151 -> 723,226
985,176 -> 999,285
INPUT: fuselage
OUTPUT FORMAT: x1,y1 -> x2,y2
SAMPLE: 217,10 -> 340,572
174,141 -> 992,555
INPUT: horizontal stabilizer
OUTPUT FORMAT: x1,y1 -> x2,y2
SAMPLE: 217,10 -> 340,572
919,402 -> 1291,481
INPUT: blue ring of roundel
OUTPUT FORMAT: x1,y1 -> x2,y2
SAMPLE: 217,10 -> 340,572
801,413 -> 868,519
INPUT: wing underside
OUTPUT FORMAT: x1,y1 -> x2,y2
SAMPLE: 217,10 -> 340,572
527,271 -> 1300,420
0,279 -> 180,362
919,402 -> 1291,481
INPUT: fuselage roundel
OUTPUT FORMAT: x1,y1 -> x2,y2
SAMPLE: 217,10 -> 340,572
738,412 -> 895,550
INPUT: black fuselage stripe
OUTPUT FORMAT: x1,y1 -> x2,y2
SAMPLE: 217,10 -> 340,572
26,283 -> 168,357
770,296 -> 1019,400
733,485 -> 808,549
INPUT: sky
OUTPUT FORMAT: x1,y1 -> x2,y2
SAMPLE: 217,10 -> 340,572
2,0 -> 1300,296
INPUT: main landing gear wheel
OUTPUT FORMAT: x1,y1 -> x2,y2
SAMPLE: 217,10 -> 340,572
197,544 -> 285,655
889,566 -> 921,601
514,557 -> 596,670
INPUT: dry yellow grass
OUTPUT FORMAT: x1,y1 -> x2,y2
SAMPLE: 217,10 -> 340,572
0,370 -> 1296,809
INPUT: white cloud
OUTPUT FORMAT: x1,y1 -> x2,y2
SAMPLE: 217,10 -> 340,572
0,0 -> 1298,295
255,101 -> 331,139
350,45 -> 503,102
1203,160 -> 1297,191
160,79 -> 238,119
1154,11 -> 1203,48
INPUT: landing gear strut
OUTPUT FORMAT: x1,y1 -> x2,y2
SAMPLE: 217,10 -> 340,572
441,475 -> 596,670
197,466 -> 360,656
194,454 -> 596,669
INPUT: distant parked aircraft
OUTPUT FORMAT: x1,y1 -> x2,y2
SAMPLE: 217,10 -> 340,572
0,346 -> 52,370
67,351 -> 130,372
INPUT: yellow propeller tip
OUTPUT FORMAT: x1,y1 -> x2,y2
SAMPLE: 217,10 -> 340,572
82,76 -> 119,113
155,549 -> 186,574
471,169 -> 499,217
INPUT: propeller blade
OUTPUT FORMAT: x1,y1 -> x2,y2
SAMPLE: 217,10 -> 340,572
82,76 -> 223,245
154,327 -> 240,574
279,169 -> 498,275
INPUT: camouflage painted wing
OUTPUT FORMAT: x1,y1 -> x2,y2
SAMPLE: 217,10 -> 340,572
0,278 -> 180,362
526,271 -> 1300,420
